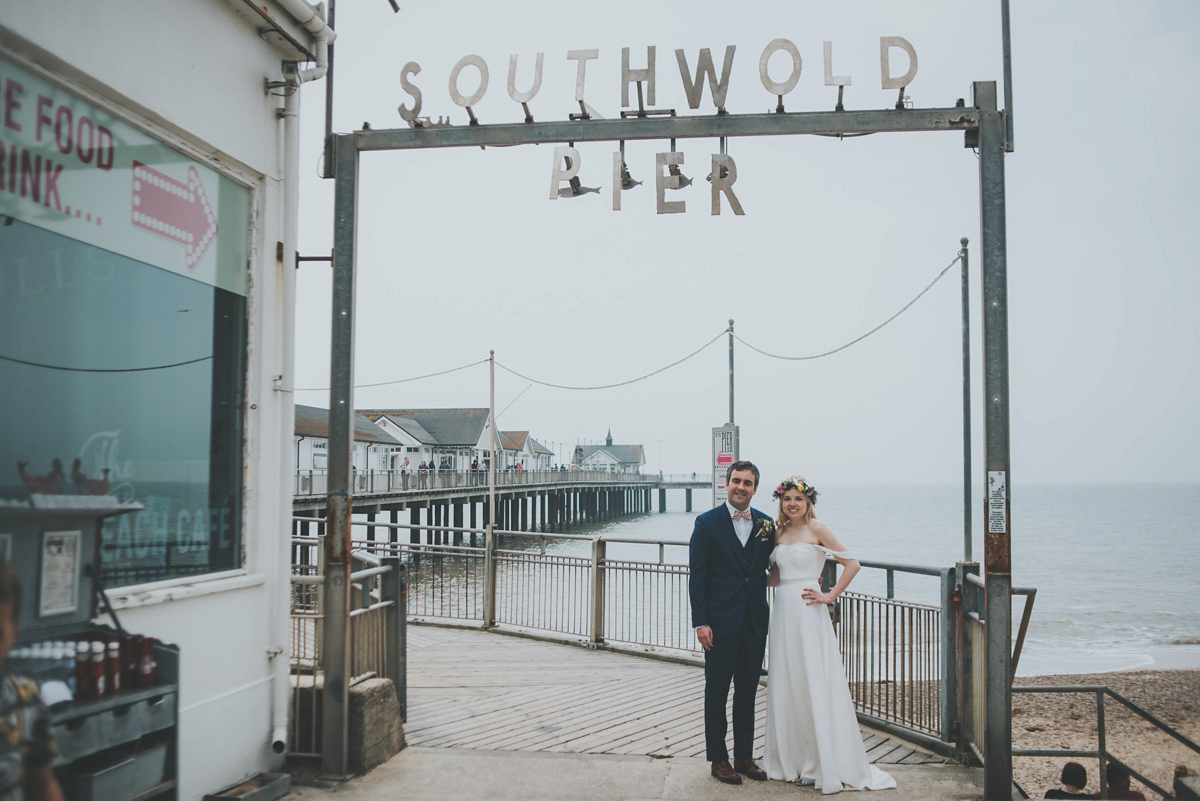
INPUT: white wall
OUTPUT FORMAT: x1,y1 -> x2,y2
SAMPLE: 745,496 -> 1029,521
0,2 -> 313,798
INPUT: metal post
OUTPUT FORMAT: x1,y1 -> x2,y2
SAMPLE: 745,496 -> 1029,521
483,526 -> 497,627
1000,0 -> 1015,152
959,560 -> 980,760
380,558 -> 406,719
321,132 -> 359,779
975,80 -> 1013,801
939,567 -> 959,745
589,538 -> 606,645
1096,692 -> 1108,798
484,349 -> 498,626
727,319 -> 735,425
961,237 -> 972,563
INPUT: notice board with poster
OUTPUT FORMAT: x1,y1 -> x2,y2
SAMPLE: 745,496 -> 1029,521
712,425 -> 739,508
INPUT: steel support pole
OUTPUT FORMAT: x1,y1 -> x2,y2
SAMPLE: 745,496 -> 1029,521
321,133 -> 359,778
484,351 -> 497,626
728,319 -> 735,425
960,238 -> 972,563
975,81 -> 1013,801
939,567 -> 959,745
589,538 -> 606,645
380,558 -> 405,717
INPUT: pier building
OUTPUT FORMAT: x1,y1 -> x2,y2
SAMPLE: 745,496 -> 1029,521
360,408 -> 494,473
0,1 -> 330,797
574,430 -> 646,474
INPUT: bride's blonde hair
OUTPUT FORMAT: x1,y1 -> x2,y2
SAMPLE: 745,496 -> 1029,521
773,474 -> 818,536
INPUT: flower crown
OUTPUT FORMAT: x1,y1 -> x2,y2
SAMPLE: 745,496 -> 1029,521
772,478 -> 818,504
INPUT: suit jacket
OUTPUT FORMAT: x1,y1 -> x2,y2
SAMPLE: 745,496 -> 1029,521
688,504 -> 775,638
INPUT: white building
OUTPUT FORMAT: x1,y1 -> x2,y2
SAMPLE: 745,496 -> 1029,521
359,408 -> 495,471
574,431 -> 646,474
0,2 -> 328,798
294,404 -> 403,473
500,431 -> 555,472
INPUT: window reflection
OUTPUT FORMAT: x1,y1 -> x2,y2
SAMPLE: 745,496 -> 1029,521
0,217 -> 245,586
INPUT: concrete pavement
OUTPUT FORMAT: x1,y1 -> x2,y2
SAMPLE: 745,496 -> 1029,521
285,746 -> 987,800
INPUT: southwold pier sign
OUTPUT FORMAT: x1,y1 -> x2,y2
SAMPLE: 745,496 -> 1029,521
395,39 -> 919,215
325,24 -> 1014,797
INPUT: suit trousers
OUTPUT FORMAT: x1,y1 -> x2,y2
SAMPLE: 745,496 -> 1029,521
703,616 -> 767,762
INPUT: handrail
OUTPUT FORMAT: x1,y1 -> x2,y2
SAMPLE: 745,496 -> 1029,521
1012,684 -> 1199,799
289,562 -> 394,584
1010,587 -> 1036,677
1013,685 -> 1200,753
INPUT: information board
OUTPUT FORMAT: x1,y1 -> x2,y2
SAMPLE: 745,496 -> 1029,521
711,424 -> 739,508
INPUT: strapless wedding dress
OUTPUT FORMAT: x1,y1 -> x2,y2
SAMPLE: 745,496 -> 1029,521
763,542 -> 897,794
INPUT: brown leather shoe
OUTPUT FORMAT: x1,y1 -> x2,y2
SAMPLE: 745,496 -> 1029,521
734,758 -> 767,781
711,760 -> 743,785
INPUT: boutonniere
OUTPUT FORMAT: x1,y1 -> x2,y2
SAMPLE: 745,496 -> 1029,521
754,516 -> 775,542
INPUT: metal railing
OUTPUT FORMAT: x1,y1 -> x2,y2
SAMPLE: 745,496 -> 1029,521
839,592 -> 944,738
294,468 -> 651,497
1012,684 -> 1200,799
288,537 -> 407,758
960,568 -> 1039,765
291,517 -> 970,751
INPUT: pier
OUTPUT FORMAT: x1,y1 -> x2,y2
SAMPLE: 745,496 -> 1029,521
288,625 -> 983,801
292,470 -> 711,541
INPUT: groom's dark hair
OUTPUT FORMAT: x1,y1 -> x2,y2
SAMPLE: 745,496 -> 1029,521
725,460 -> 759,486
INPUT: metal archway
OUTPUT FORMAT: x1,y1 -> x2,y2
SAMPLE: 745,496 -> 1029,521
320,82 -> 1013,799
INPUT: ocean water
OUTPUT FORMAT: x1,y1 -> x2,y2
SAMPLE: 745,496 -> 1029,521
543,482 -> 1200,677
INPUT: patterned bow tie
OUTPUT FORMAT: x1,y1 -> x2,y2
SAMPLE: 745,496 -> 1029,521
732,509 -> 751,520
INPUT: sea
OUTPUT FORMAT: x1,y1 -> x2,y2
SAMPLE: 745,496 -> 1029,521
522,482 -> 1200,678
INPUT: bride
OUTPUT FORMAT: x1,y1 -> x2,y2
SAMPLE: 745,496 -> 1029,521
762,476 -> 896,794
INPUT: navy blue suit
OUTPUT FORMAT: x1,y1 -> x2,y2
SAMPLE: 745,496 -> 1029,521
688,503 -> 774,763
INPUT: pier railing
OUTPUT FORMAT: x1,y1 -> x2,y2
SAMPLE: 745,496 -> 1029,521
290,516 -> 987,757
288,535 -> 407,759
294,467 -> 650,497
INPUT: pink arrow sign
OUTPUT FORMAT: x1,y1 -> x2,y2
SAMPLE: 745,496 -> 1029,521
131,161 -> 218,270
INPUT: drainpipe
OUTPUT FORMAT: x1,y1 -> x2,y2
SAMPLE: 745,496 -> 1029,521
277,0 -> 336,83
269,0 -> 335,758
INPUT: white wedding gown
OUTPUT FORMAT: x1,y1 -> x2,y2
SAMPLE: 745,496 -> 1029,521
763,542 -> 897,794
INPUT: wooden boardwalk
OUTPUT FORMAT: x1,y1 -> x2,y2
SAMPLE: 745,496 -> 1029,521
404,625 -> 949,766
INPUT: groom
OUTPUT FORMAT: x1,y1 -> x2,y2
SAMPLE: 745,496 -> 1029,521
688,460 -> 774,785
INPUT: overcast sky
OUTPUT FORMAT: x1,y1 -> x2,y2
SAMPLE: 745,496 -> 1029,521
292,1 -> 1199,486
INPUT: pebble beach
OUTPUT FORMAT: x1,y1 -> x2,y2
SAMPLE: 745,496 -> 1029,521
1011,669 -> 1200,799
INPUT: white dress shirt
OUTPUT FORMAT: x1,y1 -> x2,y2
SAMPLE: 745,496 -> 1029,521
726,501 -> 752,547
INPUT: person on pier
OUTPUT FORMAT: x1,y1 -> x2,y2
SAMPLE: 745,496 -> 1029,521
762,475 -> 896,793
688,460 -> 775,785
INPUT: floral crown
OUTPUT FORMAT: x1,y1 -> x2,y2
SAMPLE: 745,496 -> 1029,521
772,478 -> 818,504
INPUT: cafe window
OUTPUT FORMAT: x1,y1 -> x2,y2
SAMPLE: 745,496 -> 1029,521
0,54 -> 251,588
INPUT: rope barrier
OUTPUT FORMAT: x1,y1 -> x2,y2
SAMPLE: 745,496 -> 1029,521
285,252 -> 964,393
736,253 -> 963,361
293,357 -> 489,392
494,329 -> 727,390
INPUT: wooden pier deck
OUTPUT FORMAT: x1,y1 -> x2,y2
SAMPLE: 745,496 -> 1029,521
404,625 -> 950,766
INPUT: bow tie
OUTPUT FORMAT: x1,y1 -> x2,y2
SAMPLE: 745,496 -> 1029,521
732,509 -> 751,520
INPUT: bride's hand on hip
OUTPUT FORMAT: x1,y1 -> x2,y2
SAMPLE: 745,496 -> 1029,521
802,586 -> 832,606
